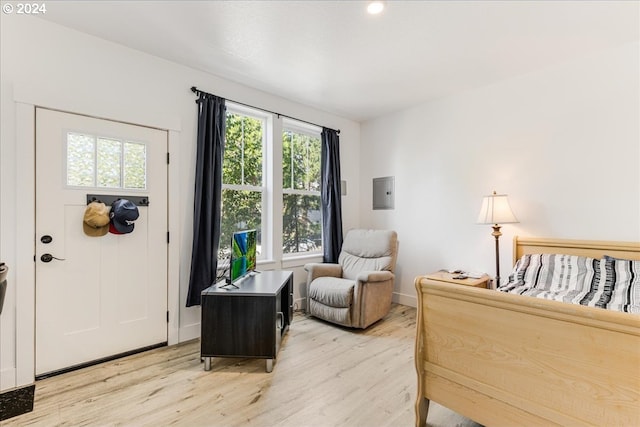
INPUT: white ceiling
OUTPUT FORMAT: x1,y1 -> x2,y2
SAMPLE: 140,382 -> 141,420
38,1 -> 639,122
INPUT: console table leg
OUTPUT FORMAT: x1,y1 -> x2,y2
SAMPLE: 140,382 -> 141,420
204,357 -> 211,371
266,359 -> 273,373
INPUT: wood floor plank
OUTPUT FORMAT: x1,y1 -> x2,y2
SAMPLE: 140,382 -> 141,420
1,304 -> 481,427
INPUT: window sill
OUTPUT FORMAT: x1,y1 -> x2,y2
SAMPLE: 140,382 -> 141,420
257,259 -> 278,270
282,253 -> 323,269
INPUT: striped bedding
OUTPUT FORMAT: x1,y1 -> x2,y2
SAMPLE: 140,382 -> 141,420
498,254 -> 639,314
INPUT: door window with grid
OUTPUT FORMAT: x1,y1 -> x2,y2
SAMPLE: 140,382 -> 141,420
66,132 -> 146,189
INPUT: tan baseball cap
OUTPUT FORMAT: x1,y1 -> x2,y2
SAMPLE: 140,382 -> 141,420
83,201 -> 110,237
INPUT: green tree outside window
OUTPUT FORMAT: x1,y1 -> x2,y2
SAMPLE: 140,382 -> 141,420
220,112 -> 264,262
282,128 -> 322,254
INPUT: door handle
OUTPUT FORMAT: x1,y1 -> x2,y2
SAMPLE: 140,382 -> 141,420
276,311 -> 284,329
41,254 -> 65,263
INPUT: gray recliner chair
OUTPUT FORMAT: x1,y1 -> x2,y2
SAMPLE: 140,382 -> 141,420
304,229 -> 398,329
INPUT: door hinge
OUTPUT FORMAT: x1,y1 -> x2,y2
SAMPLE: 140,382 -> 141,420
166,152 -> 170,164
166,310 -> 170,323
167,231 -> 170,244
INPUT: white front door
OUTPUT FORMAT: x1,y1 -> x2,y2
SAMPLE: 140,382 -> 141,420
35,108 -> 168,376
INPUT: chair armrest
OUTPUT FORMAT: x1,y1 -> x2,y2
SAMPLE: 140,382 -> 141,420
304,263 -> 342,283
356,270 -> 394,283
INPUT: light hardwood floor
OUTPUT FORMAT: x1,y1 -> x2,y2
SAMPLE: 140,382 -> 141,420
3,304 -> 481,427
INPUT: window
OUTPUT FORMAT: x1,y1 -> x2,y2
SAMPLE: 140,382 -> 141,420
219,108 -> 266,262
217,105 -> 323,269
282,122 -> 322,255
66,132 -> 146,189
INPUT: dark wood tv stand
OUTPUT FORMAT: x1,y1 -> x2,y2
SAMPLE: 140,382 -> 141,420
200,270 -> 293,372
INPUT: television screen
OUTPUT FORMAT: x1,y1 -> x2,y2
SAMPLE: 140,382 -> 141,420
229,229 -> 257,283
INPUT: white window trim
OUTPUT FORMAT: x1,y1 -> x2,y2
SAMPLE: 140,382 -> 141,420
283,118 -> 322,137
282,252 -> 324,266
222,183 -> 264,192
282,188 -> 321,196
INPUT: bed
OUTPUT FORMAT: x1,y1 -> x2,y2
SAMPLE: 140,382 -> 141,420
414,236 -> 640,427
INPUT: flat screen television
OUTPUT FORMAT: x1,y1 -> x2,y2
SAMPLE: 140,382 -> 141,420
228,229 -> 257,284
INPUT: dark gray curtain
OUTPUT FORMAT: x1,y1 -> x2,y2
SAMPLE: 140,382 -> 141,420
321,128 -> 343,263
186,93 -> 226,307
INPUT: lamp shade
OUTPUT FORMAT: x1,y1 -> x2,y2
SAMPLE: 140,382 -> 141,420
477,191 -> 518,225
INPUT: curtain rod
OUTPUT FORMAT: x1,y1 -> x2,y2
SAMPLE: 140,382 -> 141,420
191,86 -> 340,135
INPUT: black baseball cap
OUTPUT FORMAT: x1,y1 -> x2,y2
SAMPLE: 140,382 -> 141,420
110,199 -> 140,234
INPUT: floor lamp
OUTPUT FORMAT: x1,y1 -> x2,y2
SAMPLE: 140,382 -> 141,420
477,191 -> 518,288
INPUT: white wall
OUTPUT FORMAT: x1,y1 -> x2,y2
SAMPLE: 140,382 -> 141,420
360,42 -> 640,306
0,16 -> 360,390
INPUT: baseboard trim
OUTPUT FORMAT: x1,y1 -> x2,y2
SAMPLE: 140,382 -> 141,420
392,291 -> 417,307
0,383 -> 35,421
179,322 -> 201,343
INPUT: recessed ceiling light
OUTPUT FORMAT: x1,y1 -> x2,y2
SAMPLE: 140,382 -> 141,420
367,1 -> 385,15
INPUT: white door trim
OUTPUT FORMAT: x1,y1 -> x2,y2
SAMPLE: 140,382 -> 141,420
15,102 -> 36,387
12,96 -> 181,388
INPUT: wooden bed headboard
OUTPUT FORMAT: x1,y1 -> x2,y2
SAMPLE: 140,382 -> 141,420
513,236 -> 640,264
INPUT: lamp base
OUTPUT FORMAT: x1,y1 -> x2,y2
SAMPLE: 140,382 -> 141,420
492,224 -> 502,288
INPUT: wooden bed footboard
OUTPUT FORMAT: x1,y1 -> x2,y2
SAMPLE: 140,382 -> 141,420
414,237 -> 640,427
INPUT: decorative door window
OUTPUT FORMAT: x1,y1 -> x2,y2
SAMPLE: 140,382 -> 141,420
66,132 -> 147,189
